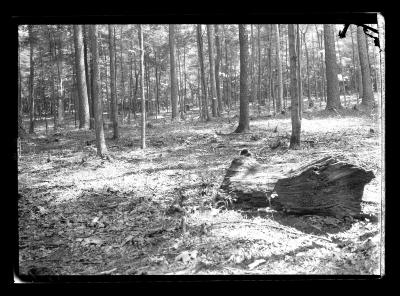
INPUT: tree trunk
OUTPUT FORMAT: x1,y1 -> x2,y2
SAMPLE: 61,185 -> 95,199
83,25 -> 94,130
207,25 -> 218,117
377,14 -> 385,114
139,25 -> 146,149
234,25 -> 250,133
169,24 -> 179,120
257,25 -> 262,107
275,24 -> 283,113
303,29 -> 312,107
18,33 -> 26,137
288,24 -> 301,149
323,24 -> 342,110
28,25 -> 35,134
335,34 -> 347,106
120,26 -> 126,123
214,25 -> 223,114
196,25 -> 210,121
296,25 -> 303,119
55,27 -> 65,128
356,26 -> 374,108
108,25 -> 119,139
89,25 -> 108,157
217,153 -> 375,219
73,25 -> 90,129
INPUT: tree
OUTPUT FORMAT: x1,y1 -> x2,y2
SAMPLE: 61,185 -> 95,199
288,24 -> 301,149
73,25 -> 90,129
138,25 -> 146,149
89,25 -> 108,157
55,26 -> 65,128
83,25 -> 94,129
356,26 -> 374,108
207,25 -> 218,117
169,24 -> 179,120
214,25 -> 223,114
296,24 -> 303,117
18,35 -> 26,137
108,25 -> 119,139
234,25 -> 250,133
28,25 -> 35,134
275,24 -> 283,113
196,25 -> 210,121
323,24 -> 342,110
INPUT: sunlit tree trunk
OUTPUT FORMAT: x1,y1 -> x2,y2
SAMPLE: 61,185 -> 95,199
73,25 -> 90,129
28,25 -> 35,134
89,25 -> 108,157
234,24 -> 250,133
138,25 -> 146,149
214,24 -> 223,114
323,24 -> 342,110
288,24 -> 301,149
275,24 -> 283,113
83,25 -> 94,129
207,25 -> 218,117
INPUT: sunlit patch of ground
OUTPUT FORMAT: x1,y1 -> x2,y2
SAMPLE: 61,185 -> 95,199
18,102 -> 383,276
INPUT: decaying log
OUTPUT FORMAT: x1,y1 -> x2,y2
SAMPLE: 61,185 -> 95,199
216,153 -> 375,218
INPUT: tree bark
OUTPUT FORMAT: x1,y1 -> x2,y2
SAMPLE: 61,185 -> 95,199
288,24 -> 301,149
275,24 -> 283,113
356,26 -> 374,108
296,25 -> 303,118
108,25 -> 119,139
120,26 -> 126,123
207,25 -> 218,117
214,25 -> 223,114
196,25 -> 210,121
234,25 -> 250,133
28,25 -> 35,134
323,24 -> 342,110
169,24 -> 179,120
55,26 -> 65,128
73,25 -> 90,129
138,25 -> 146,149
89,25 -> 108,157
217,153 -> 375,219
83,25 -> 94,129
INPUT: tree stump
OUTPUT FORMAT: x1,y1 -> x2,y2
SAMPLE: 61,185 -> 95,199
216,152 -> 375,218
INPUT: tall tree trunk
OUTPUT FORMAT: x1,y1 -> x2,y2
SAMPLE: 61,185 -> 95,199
234,25 -> 250,133
214,24 -> 223,114
296,25 -> 303,118
28,25 -> 35,134
120,26 -> 126,123
257,25 -> 262,107
18,34 -> 26,137
138,25 -> 146,149
169,24 -> 179,120
223,26 -> 231,110
335,34 -> 347,106
83,25 -> 94,129
207,25 -> 218,117
250,25 -> 256,105
323,24 -> 342,110
56,26 -> 65,128
89,25 -> 108,157
303,29 -> 312,107
356,26 -> 374,108
275,24 -> 283,113
108,25 -> 119,139
73,25 -> 90,129
377,14 -> 385,121
197,25 -> 210,121
288,24 -> 301,149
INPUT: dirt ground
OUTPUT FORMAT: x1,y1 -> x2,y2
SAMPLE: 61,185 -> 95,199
17,98 -> 383,277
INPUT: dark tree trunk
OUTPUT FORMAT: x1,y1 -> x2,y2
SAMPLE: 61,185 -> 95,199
234,25 -> 250,133
217,154 -> 375,219
196,25 -> 210,121
214,25 -> 223,114
73,25 -> 90,129
108,25 -> 119,139
323,24 -> 342,110
288,24 -> 301,149
83,25 -> 94,129
356,26 -> 374,108
89,25 -> 108,157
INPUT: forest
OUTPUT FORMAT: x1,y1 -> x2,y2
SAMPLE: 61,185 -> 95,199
17,20 -> 384,278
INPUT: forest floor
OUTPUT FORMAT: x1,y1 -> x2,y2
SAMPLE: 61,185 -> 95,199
17,96 -> 383,277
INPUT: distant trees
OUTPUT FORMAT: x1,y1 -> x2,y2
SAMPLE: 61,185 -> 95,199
234,25 -> 250,133
89,25 -> 108,157
288,24 -> 301,149
196,24 -> 210,121
207,25 -> 218,117
323,24 -> 342,111
73,25 -> 90,129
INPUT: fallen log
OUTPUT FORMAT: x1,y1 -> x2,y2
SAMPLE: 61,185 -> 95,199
216,150 -> 375,218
